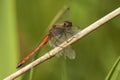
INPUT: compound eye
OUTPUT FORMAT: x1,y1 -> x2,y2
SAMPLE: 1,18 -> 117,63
64,21 -> 72,27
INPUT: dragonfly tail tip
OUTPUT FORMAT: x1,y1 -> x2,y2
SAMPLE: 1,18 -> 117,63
16,62 -> 23,68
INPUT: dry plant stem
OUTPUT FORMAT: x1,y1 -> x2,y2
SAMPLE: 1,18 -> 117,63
4,7 -> 120,80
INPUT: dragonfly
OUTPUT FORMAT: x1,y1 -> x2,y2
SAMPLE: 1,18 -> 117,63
17,8 -> 80,68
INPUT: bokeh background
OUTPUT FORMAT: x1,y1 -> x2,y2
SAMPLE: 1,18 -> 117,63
0,0 -> 120,80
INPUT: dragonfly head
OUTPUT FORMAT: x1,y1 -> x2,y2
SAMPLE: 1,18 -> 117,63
64,21 -> 72,28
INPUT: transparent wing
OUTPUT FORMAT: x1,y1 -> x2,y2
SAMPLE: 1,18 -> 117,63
49,6 -> 70,29
49,37 -> 75,59
65,26 -> 81,37
49,26 -> 81,59
56,7 -> 70,24
58,26 -> 80,59
62,45 -> 76,59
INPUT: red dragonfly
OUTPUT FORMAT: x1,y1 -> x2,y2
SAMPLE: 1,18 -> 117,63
17,8 -> 80,68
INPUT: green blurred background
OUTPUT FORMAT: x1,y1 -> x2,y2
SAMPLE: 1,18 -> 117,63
0,0 -> 120,80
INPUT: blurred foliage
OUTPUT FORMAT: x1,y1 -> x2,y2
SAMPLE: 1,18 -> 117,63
0,0 -> 120,80
0,0 -> 19,79
106,56 -> 120,80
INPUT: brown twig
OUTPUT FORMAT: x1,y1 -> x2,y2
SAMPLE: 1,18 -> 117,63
3,7 -> 120,80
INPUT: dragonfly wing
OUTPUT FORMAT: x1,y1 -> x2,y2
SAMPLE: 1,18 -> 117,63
55,7 -> 70,24
67,26 -> 81,36
57,26 -> 81,42
61,26 -> 81,59
48,28 -> 78,59
48,37 -> 56,47
62,45 -> 76,59
54,45 -> 76,59
48,34 -> 63,47
48,26 -> 80,59
48,37 -> 65,58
